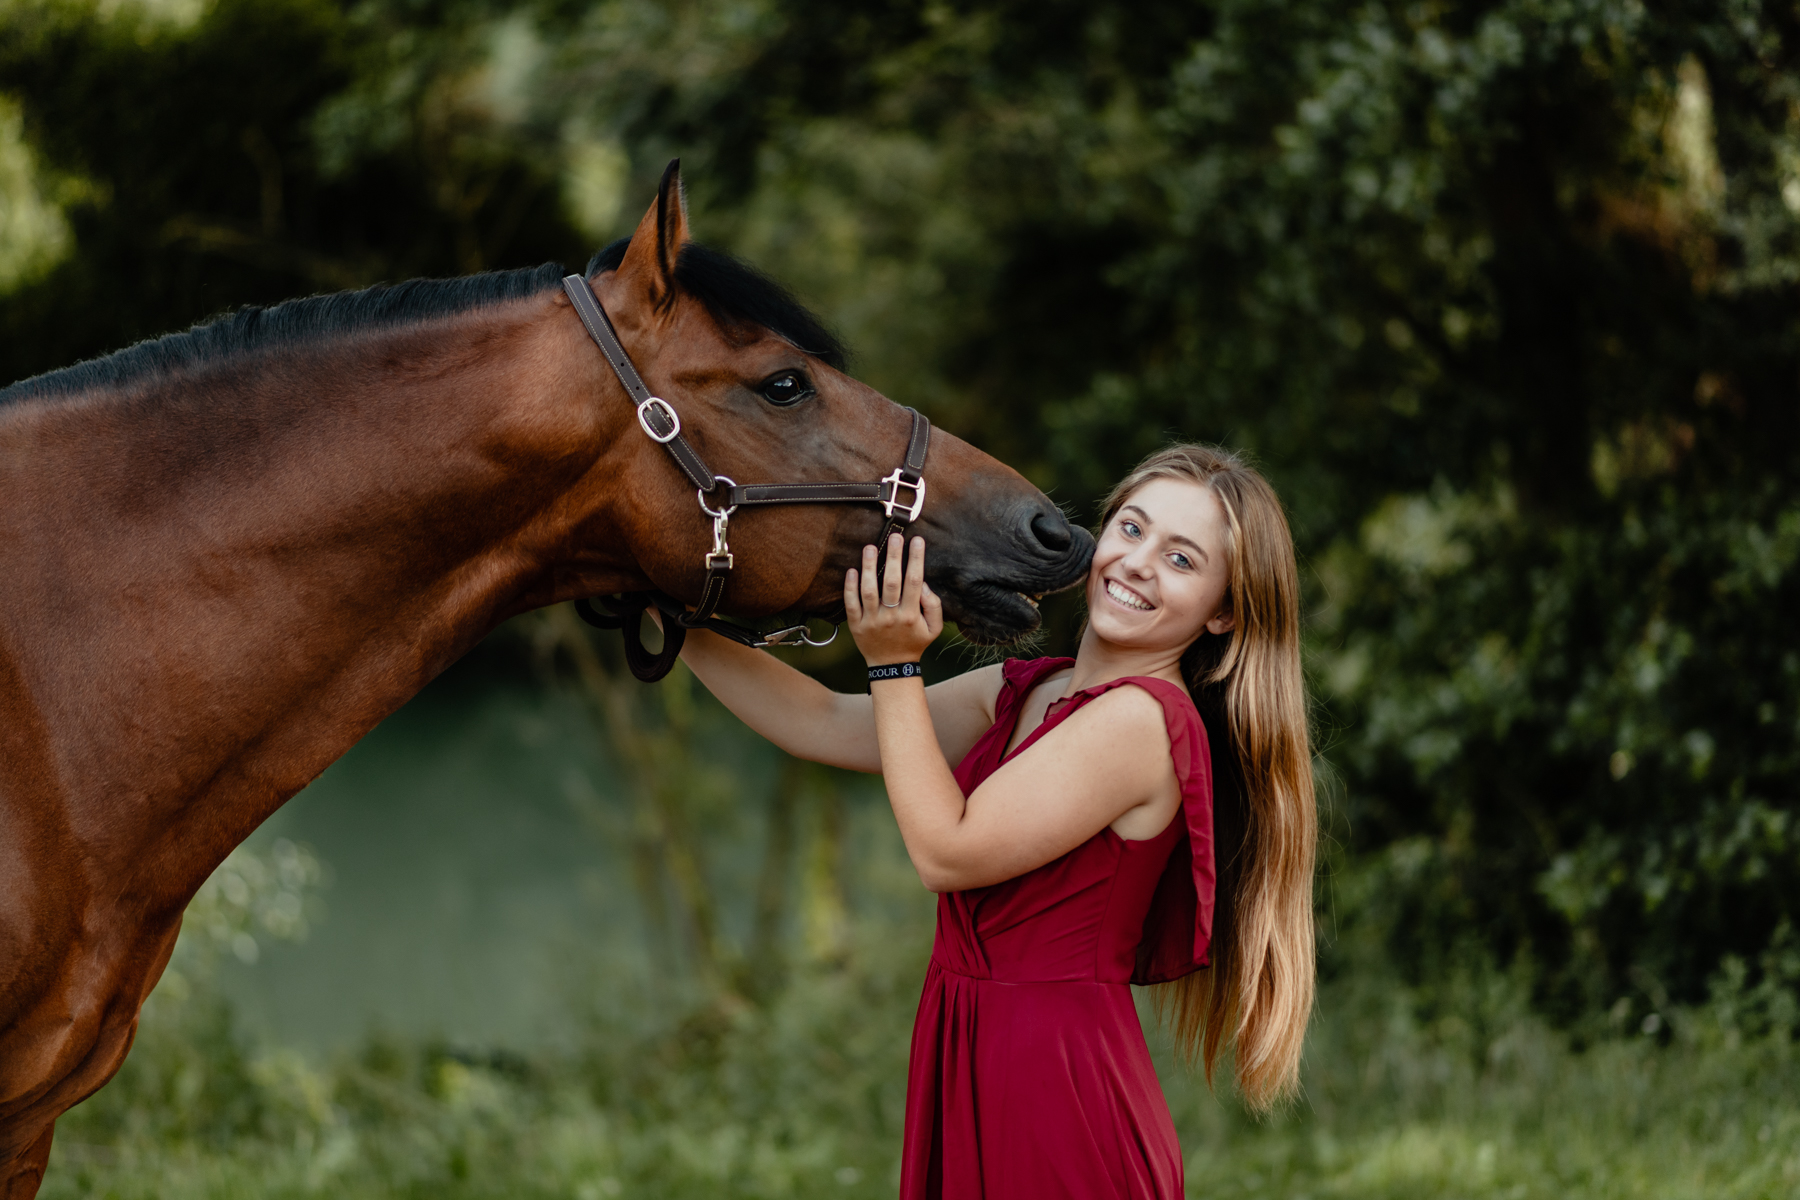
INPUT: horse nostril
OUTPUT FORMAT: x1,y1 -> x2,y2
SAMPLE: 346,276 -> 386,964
1029,509 -> 1074,554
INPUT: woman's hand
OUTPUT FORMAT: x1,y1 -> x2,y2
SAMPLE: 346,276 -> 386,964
846,534 -> 943,666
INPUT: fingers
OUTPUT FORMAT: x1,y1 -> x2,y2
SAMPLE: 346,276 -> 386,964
860,542 -> 881,612
881,533 -> 904,608
846,534 -> 939,669
922,580 -> 944,637
899,536 -> 926,613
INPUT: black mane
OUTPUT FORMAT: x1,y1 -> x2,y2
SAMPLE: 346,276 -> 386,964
0,264 -> 567,405
587,239 -> 847,371
1,239 -> 845,405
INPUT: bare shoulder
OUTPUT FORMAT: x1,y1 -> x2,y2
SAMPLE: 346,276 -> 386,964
1067,682 -> 1174,743
1034,683 -> 1175,773
993,682 -> 1179,818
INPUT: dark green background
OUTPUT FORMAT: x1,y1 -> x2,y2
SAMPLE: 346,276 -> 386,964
4,0 -> 1797,1043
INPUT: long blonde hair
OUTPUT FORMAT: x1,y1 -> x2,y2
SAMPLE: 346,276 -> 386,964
1099,444 -> 1316,1111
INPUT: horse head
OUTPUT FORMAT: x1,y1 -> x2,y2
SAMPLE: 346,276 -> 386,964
572,162 -> 1094,645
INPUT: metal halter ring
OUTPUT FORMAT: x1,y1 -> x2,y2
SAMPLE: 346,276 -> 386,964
637,396 -> 681,444
699,475 -> 738,520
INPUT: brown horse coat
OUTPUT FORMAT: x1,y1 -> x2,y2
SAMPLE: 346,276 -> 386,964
0,166 -> 1091,1196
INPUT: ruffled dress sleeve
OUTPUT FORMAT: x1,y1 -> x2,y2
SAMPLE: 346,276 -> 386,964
1126,678 -> 1218,985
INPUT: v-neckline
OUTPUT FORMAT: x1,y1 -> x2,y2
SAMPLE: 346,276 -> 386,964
999,671 -> 1079,765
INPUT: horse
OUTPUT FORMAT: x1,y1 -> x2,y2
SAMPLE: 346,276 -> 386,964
0,162 -> 1094,1197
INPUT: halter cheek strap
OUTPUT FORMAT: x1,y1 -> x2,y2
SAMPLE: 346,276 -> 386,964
561,274 -> 931,681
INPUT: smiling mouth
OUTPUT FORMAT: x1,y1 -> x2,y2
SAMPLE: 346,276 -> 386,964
1104,579 -> 1154,611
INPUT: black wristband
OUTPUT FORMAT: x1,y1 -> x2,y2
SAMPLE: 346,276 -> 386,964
868,662 -> 923,683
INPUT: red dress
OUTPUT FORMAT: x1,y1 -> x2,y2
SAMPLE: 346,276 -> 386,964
899,657 -> 1218,1200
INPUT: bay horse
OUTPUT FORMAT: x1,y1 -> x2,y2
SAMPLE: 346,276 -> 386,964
0,163 -> 1093,1197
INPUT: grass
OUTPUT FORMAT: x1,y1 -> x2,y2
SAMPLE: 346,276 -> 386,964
39,904 -> 1800,1200
1169,995 -> 1800,1200
37,764 -> 1800,1199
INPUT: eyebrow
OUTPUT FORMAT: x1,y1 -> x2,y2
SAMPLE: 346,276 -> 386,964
1121,504 -> 1210,563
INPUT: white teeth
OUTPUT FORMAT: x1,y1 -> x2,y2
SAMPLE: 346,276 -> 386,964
1105,580 -> 1152,611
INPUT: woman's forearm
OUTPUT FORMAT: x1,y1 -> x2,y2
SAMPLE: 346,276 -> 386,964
870,676 -> 975,890
680,629 -> 881,770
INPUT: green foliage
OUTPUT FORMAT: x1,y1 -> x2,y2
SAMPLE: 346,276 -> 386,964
47,908 -> 931,1198
518,0 -> 1800,1013
3,0 -> 1796,1032
0,0 -> 587,385
1322,477 -> 1800,1014
11,2 -> 1800,1188
38,723 -> 1800,1196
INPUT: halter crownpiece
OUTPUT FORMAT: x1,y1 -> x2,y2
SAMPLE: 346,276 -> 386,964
560,273 -> 931,681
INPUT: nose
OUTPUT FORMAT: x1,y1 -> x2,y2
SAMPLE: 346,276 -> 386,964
1121,538 -> 1157,575
1026,506 -> 1074,554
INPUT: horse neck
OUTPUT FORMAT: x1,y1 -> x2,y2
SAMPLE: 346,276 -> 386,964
0,294 -> 624,894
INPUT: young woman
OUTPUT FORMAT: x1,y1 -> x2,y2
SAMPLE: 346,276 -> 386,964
676,445 -> 1317,1199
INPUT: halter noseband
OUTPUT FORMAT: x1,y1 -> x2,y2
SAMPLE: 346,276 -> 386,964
561,273 -> 931,682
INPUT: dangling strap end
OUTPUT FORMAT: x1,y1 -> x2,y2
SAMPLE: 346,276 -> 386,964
573,596 -> 625,630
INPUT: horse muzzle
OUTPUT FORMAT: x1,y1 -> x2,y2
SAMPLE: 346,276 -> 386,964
928,506 -> 1096,646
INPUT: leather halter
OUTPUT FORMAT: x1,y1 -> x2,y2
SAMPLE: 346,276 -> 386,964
561,274 -> 931,682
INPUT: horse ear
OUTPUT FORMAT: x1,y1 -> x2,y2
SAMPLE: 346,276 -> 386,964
612,159 -> 689,313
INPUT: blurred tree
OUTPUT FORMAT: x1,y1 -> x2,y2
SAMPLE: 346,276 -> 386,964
0,0 -> 587,385
541,0 -> 1800,1019
530,605 -> 743,1000
3,0 -> 1795,1023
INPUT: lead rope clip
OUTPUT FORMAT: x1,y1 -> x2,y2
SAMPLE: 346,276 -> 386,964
705,512 -> 733,570
700,476 -> 737,571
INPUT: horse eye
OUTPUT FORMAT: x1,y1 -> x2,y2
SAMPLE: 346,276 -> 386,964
758,371 -> 814,407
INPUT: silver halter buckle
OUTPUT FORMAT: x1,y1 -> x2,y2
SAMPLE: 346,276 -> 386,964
880,469 -> 926,522
637,396 -> 681,444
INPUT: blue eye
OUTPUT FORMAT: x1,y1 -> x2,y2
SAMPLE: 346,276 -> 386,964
1121,520 -> 1141,538
1170,553 -> 1193,570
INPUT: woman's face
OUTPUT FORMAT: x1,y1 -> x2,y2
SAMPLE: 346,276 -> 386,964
1086,477 -> 1236,653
